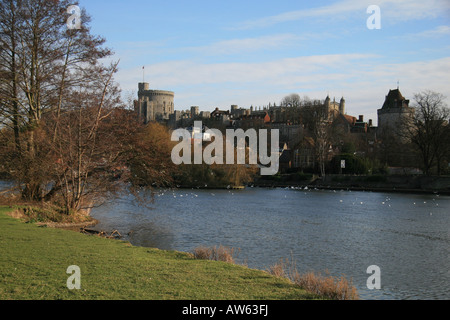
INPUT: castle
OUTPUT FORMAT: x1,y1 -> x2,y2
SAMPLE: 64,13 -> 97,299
134,82 -> 174,123
133,81 -> 415,142
132,81 -> 425,172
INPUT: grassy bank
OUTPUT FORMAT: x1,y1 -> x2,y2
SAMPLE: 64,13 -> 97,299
0,206 -> 317,300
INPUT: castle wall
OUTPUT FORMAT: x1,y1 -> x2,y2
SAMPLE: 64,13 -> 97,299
137,83 -> 174,123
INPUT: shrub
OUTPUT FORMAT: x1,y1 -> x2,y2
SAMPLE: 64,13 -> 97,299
267,257 -> 300,280
331,154 -> 369,175
267,258 -> 359,300
294,271 -> 359,300
193,245 -> 239,264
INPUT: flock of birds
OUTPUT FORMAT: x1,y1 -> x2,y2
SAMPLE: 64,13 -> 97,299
152,186 -> 441,217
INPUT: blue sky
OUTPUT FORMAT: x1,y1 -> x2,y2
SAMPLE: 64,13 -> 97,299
78,0 -> 450,124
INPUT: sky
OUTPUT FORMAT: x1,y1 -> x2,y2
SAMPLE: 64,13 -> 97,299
78,0 -> 450,125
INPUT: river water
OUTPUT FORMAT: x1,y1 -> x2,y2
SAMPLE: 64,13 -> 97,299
90,187 -> 449,300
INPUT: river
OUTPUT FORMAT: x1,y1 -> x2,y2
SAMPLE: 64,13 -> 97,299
90,187 -> 449,300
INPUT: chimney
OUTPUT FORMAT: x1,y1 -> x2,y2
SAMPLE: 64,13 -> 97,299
359,115 -> 364,122
369,119 -> 373,127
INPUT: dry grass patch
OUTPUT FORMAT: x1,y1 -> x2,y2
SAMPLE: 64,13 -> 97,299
193,245 -> 240,264
294,271 -> 359,300
267,257 -> 359,300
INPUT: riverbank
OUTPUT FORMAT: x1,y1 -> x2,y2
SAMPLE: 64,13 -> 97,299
253,174 -> 450,195
0,206 -> 318,300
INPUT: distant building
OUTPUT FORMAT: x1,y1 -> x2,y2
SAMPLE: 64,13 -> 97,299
377,88 -> 416,168
135,82 -> 174,123
324,95 -> 345,120
190,106 -> 199,118
230,105 -> 251,118
293,136 -> 316,169
377,88 -> 414,136
168,110 -> 183,128
232,112 -> 271,129
211,107 -> 231,125
200,111 -> 211,118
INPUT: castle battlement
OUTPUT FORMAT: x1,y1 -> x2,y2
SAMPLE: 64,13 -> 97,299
136,82 -> 175,123
140,89 -> 175,97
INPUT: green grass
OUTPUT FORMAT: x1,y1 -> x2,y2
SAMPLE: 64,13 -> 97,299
0,207 -> 317,300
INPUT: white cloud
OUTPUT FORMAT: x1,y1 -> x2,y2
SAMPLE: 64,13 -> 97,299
232,0 -> 366,30
414,25 -> 450,38
116,45 -> 450,124
232,0 -> 450,30
117,53 -> 375,89
384,0 -> 450,21
182,33 -> 302,56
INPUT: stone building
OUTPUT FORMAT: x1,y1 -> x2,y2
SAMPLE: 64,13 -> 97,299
377,88 -> 416,168
135,82 -> 174,123
377,88 -> 414,136
190,106 -> 199,118
324,95 -> 345,121
230,105 -> 251,118
210,107 -> 231,125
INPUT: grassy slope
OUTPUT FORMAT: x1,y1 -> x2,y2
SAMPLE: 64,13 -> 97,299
0,207 -> 316,300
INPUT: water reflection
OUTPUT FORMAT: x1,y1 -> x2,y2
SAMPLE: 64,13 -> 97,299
90,187 -> 450,300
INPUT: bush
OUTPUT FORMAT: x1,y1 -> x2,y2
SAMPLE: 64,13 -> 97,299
267,258 -> 359,300
330,154 -> 369,175
193,245 -> 240,264
294,271 -> 359,300
267,257 -> 300,280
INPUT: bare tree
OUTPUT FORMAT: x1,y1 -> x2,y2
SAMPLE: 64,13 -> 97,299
0,0 -> 113,202
0,0 -> 22,151
300,105 -> 334,177
0,1 -> 178,215
47,62 -> 122,212
281,93 -> 301,107
401,90 -> 450,175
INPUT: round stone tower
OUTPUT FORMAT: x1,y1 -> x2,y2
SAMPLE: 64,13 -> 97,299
377,88 -> 414,136
137,82 -> 174,123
